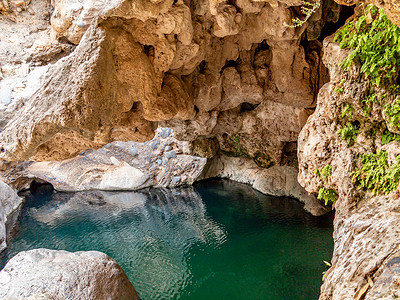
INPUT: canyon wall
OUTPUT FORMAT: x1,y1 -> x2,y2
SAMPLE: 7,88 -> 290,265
0,0 -> 338,165
298,5 -> 400,299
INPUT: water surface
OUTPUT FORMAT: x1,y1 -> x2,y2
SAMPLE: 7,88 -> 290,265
1,179 -> 333,299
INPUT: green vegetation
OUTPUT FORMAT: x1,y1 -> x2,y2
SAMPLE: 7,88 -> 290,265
338,122 -> 359,145
384,97 -> 400,128
283,0 -> 320,28
322,260 -> 332,282
361,93 -> 378,116
335,86 -> 344,94
331,5 -> 400,196
318,187 -> 337,205
342,104 -> 353,120
231,134 -> 245,157
335,79 -> 346,94
321,164 -> 332,183
351,150 -> 400,195
382,129 -> 400,145
334,5 -> 400,88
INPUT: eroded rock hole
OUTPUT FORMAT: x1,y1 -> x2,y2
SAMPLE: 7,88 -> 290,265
240,102 -> 259,113
318,5 -> 355,42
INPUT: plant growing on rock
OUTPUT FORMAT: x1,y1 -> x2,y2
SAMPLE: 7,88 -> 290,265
338,122 -> 359,145
334,4 -> 400,88
231,134 -> 246,157
283,0 -> 321,28
382,129 -> 400,145
361,93 -> 378,117
321,164 -> 332,183
351,150 -> 400,195
342,104 -> 353,120
318,187 -> 337,205
384,97 -> 400,128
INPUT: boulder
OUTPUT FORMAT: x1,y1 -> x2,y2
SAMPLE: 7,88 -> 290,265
0,249 -> 140,299
26,128 -> 207,191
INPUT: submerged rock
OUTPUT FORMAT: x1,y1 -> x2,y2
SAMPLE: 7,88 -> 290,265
0,180 -> 23,253
0,248 -> 140,299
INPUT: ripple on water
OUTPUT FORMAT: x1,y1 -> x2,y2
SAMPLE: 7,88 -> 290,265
2,179 -> 334,300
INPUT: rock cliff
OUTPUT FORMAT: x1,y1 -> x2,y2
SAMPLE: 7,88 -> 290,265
0,0 -> 337,165
298,5 -> 400,299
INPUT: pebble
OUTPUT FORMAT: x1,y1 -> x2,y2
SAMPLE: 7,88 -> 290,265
165,151 -> 177,159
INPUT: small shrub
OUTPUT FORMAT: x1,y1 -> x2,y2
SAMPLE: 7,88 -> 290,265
283,0 -> 321,28
318,187 -> 337,205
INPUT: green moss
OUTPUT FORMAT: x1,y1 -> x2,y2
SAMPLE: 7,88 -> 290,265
334,5 -> 400,88
231,134 -> 245,157
342,104 -> 353,120
317,187 -> 337,205
351,150 -> 400,195
384,97 -> 400,128
338,122 -> 359,145
361,93 -> 378,117
321,164 -> 332,182
382,129 -> 400,145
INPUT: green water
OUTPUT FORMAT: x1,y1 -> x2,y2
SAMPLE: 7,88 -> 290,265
1,179 -> 333,299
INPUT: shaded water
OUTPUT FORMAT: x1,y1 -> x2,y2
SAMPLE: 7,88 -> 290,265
1,179 -> 333,299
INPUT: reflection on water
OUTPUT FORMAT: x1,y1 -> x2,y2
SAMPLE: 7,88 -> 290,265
1,179 -> 333,300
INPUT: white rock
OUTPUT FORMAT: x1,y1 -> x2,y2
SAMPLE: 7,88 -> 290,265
0,180 -> 23,253
0,248 -> 140,299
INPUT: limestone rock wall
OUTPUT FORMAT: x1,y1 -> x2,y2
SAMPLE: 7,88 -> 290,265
0,0 -> 341,164
297,18 -> 400,300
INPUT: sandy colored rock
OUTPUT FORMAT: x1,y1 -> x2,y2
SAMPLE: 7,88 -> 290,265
0,179 -> 23,253
0,248 -> 140,299
298,23 -> 400,299
0,0 -> 335,164
26,128 -> 207,191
